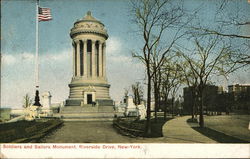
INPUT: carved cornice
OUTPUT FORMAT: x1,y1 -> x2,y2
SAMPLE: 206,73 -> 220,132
69,83 -> 110,88
74,19 -> 104,26
70,29 -> 108,39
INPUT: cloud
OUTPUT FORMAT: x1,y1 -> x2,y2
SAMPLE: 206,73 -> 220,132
2,50 -> 71,66
1,50 -> 72,108
2,54 -> 16,65
2,52 -> 35,66
109,54 -> 131,63
106,36 -> 122,56
2,36 -> 123,66
21,52 -> 35,61
42,50 -> 70,62
106,36 -> 137,64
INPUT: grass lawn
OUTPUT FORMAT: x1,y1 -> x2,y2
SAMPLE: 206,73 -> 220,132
203,115 -> 250,142
147,117 -> 172,137
0,118 -> 63,143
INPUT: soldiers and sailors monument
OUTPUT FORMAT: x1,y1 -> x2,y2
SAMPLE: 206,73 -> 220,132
65,11 -> 113,110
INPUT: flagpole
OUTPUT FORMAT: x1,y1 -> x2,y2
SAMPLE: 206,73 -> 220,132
36,0 -> 39,89
34,0 -> 41,106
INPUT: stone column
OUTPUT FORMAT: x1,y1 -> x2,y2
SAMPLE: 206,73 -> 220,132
103,43 -> 106,77
83,39 -> 87,77
72,42 -> 76,77
76,40 -> 80,76
98,41 -> 103,77
91,40 -> 96,77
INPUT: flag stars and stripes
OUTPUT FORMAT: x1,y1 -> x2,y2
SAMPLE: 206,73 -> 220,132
38,7 -> 52,22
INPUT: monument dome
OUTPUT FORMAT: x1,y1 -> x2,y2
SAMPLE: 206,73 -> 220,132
65,11 -> 113,107
70,11 -> 108,40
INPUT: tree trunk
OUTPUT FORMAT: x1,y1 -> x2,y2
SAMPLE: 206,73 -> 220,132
199,92 -> 204,128
191,100 -> 195,121
195,100 -> 198,118
164,93 -> 168,120
172,97 -> 174,118
146,72 -> 152,136
154,101 -> 158,122
191,90 -> 195,120
199,106 -> 204,128
154,82 -> 158,122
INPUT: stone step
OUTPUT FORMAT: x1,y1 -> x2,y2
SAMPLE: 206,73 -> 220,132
60,105 -> 114,113
60,112 -> 115,116
63,104 -> 93,109
98,106 -> 114,112
61,118 -> 114,122
54,112 -> 115,119
52,112 -> 124,121
65,99 -> 82,106
96,99 -> 114,106
65,99 -> 114,107
61,106 -> 97,112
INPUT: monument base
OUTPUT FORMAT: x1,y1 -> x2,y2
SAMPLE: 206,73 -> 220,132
55,105 -> 116,121
65,99 -> 114,106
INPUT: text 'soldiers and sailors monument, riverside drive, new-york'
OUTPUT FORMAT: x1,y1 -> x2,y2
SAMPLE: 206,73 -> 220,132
65,11 -> 113,109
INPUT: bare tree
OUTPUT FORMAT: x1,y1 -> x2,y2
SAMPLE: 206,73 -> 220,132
176,35 -> 237,128
131,82 -> 144,105
161,59 -> 181,120
178,60 -> 199,121
152,67 -> 161,121
188,0 -> 250,65
23,93 -> 32,108
130,0 -> 184,135
161,63 -> 172,120
124,88 -> 129,97
151,47 -> 165,122
169,66 -> 182,118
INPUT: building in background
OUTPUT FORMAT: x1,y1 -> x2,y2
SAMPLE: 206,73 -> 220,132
228,84 -> 250,113
183,85 -> 226,115
183,84 -> 250,115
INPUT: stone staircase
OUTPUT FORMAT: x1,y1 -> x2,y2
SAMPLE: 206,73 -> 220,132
65,99 -> 114,107
96,99 -> 114,106
54,105 -> 117,121
60,105 -> 98,113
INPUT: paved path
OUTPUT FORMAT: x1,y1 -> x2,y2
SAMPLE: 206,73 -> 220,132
40,121 -> 131,143
39,121 -> 167,143
162,116 -> 217,143
40,117 -> 217,143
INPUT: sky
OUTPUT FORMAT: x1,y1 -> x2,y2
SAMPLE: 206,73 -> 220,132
1,0 -> 250,108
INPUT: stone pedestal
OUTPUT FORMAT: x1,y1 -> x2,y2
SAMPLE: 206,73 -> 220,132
42,91 -> 52,108
124,96 -> 137,116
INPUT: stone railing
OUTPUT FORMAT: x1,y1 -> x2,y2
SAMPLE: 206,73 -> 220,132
113,117 -> 144,137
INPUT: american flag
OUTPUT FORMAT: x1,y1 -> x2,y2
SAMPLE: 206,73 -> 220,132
38,7 -> 52,22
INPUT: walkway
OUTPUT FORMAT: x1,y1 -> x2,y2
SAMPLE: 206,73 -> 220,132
40,121 -> 134,143
39,116 -> 217,143
39,121 -> 166,143
162,116 -> 217,143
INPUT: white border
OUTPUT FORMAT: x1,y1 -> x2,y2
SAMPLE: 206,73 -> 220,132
1,143 -> 250,158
